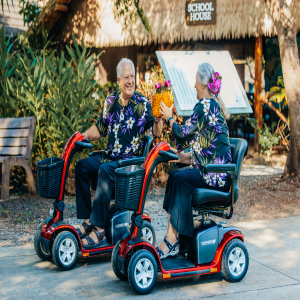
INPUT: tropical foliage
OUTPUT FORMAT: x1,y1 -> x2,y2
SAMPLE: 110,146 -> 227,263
269,76 -> 287,111
0,22 -> 117,172
115,0 -> 151,33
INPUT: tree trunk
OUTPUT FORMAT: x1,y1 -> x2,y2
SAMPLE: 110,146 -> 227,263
254,36 -> 263,153
264,0 -> 300,176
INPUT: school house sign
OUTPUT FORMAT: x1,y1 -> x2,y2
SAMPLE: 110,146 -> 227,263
186,0 -> 216,26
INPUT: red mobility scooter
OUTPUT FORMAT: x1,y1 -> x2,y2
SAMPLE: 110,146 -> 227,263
112,138 -> 249,294
34,132 -> 155,270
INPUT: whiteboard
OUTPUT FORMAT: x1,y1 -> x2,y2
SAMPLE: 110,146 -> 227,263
156,51 -> 253,116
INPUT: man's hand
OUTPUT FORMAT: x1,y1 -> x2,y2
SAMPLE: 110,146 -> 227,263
83,125 -> 101,141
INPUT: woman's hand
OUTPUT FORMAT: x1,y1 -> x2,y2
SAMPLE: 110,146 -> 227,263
160,102 -> 174,121
169,148 -> 192,165
178,152 -> 192,165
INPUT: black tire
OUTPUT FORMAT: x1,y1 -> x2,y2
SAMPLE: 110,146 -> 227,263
34,225 -> 52,261
221,238 -> 249,282
141,221 -> 156,246
52,231 -> 78,271
128,250 -> 157,295
112,241 -> 128,281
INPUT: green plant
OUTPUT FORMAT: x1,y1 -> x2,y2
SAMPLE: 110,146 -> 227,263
0,23 -> 17,118
115,0 -> 151,33
258,122 -> 280,158
19,0 -> 40,27
0,22 -> 117,172
250,119 -> 280,158
269,76 -> 287,111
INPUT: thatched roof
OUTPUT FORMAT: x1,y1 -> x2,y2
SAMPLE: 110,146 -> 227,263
42,0 -> 300,47
0,0 -> 29,36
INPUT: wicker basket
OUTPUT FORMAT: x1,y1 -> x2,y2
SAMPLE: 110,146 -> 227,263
37,157 -> 64,198
115,165 -> 145,211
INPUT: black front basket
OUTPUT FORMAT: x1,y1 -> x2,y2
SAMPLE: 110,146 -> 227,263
37,157 -> 64,198
115,165 -> 145,211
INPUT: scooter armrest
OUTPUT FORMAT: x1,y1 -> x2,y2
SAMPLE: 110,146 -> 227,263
118,157 -> 145,167
203,163 -> 236,174
89,150 -> 105,157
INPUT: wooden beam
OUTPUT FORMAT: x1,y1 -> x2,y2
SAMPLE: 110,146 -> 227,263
55,4 -> 68,12
254,35 -> 263,152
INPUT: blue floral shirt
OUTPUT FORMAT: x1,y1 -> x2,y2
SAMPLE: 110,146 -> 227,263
172,98 -> 232,187
95,90 -> 154,160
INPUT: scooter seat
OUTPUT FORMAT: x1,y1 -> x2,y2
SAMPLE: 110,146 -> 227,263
192,188 -> 231,208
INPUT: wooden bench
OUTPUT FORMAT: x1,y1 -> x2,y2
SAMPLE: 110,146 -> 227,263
0,117 -> 37,200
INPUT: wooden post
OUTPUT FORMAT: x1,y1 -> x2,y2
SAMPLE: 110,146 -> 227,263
157,43 -> 164,69
254,36 -> 263,152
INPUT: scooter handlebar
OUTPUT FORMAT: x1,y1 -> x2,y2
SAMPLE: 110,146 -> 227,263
75,140 -> 93,149
158,150 -> 179,161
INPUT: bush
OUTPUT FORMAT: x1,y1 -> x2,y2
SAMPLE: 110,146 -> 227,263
0,23 -> 117,172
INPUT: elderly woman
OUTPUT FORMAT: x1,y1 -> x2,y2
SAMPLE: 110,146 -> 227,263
158,63 -> 232,259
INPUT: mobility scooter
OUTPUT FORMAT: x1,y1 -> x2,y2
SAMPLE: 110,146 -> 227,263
34,132 -> 155,270
112,138 -> 249,294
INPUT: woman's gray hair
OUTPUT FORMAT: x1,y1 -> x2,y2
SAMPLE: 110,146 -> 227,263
116,58 -> 135,79
197,63 -> 230,120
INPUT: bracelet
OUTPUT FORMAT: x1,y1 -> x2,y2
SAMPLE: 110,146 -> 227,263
154,119 -> 160,124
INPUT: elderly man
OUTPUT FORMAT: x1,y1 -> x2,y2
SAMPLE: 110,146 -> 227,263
75,58 -> 163,248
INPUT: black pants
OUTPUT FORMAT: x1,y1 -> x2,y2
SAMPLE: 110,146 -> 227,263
75,156 -> 119,228
163,168 -> 230,236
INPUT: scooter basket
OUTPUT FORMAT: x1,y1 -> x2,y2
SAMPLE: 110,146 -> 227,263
37,157 -> 64,198
115,165 -> 145,211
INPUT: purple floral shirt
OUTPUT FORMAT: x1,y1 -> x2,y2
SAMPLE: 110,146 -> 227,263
95,90 -> 154,160
172,98 -> 232,187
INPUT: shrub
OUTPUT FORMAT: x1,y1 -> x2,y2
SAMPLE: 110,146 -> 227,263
0,23 -> 117,172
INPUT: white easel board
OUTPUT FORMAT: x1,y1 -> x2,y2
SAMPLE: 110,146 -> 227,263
156,51 -> 253,116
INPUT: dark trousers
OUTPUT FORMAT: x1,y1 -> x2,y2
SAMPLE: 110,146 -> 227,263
75,156 -> 119,228
163,168 -> 230,236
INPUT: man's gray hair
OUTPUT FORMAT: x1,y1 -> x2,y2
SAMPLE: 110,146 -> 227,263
116,58 -> 135,79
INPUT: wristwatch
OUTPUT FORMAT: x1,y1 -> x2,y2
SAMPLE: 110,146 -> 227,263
168,117 -> 174,126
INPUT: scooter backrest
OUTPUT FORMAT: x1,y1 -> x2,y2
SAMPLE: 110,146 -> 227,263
229,138 -> 248,203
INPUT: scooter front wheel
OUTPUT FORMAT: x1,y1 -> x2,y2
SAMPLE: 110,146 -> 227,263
34,225 -> 52,261
221,238 -> 249,282
52,231 -> 78,271
128,250 -> 157,295
141,221 -> 156,246
112,241 -> 128,281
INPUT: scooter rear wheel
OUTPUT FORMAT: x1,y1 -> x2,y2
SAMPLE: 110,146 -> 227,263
141,221 -> 156,246
34,225 -> 52,261
112,241 -> 128,281
128,250 -> 157,295
52,231 -> 78,271
221,238 -> 249,282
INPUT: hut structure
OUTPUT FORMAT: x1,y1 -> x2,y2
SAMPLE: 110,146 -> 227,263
0,0 -> 30,36
35,0 -> 300,151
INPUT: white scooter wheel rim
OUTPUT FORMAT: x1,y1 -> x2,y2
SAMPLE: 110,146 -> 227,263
134,258 -> 154,289
228,246 -> 246,276
142,227 -> 153,244
59,238 -> 76,266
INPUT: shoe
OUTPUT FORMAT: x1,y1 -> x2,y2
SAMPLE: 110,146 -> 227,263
156,237 -> 179,260
76,221 -> 95,238
82,229 -> 108,249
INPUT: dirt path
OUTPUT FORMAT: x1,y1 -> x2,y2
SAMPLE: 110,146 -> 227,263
1,174 -> 299,247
